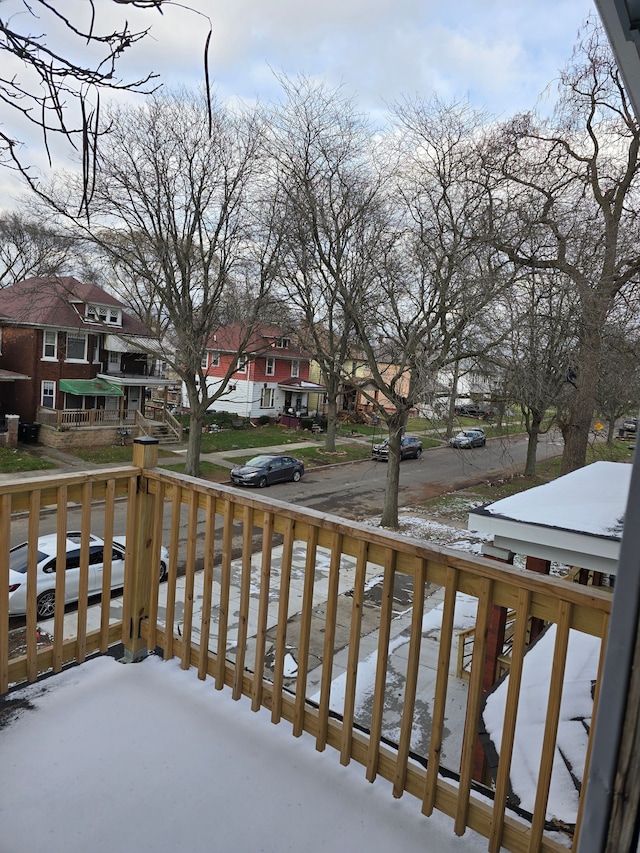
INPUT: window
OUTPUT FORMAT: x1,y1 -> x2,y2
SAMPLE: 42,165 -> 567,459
236,355 -> 247,373
108,350 -> 120,370
261,387 -> 274,408
266,357 -> 275,376
210,352 -> 220,367
291,360 -> 299,378
42,330 -> 57,360
201,353 -> 208,370
276,337 -> 290,349
66,332 -> 87,361
41,380 -> 55,409
86,304 -> 121,326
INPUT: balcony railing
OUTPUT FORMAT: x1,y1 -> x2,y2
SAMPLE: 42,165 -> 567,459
0,439 -> 612,853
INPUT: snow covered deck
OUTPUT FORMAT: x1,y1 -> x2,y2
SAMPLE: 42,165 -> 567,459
1,654 -> 489,853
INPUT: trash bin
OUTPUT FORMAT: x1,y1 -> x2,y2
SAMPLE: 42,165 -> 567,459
18,422 -> 40,444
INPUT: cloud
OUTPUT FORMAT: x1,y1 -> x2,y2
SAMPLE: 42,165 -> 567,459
113,0 -> 593,116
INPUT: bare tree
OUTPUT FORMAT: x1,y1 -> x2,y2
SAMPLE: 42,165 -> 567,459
49,90 -> 278,476
505,270 -> 579,476
266,76 -> 383,451
0,0 -> 209,209
595,321 -> 640,442
0,212 -> 75,284
352,96 -> 510,528
481,21 -> 640,474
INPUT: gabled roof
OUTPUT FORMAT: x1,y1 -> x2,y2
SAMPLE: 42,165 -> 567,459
0,276 -> 152,338
206,323 -> 309,359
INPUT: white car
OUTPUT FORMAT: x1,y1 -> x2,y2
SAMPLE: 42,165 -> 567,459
8,532 -> 168,619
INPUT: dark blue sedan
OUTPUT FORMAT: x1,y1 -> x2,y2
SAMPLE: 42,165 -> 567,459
230,454 -> 305,488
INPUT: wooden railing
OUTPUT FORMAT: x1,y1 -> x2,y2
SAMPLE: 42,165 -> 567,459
0,439 -> 612,853
37,407 -> 137,428
136,407 -> 182,442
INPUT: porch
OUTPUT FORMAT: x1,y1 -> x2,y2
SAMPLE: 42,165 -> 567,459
35,405 -> 182,446
0,439 -> 612,852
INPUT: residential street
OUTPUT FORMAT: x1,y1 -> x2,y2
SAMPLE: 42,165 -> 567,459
8,430 -> 562,547
263,430 -> 564,519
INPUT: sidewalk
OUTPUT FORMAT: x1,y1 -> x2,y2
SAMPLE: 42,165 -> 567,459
0,434 -> 375,482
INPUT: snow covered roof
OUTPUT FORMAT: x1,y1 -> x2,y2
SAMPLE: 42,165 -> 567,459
481,623 -> 601,825
468,462 -> 631,574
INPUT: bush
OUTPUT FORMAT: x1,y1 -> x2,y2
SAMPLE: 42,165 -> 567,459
258,415 -> 271,426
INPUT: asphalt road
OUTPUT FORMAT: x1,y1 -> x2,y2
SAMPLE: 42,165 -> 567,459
267,431 -> 564,519
9,431 -> 563,545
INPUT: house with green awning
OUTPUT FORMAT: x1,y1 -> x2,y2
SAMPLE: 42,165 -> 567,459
0,276 -> 177,447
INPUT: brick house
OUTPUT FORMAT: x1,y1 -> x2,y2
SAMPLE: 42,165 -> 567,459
0,276 -> 171,446
194,323 -> 325,422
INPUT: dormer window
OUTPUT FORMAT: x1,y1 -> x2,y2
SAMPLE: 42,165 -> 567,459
86,304 -> 122,326
276,337 -> 290,349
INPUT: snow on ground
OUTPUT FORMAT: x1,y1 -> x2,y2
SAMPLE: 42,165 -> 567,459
0,654 -> 490,853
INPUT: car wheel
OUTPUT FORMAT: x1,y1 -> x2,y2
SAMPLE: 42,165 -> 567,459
481,439 -> 486,447
415,449 -> 422,459
258,476 -> 268,488
159,561 -> 167,583
292,469 -> 302,482
36,589 -> 56,619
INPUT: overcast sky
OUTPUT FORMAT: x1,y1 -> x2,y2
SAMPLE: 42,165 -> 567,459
2,0 -> 595,204
118,0 -> 596,117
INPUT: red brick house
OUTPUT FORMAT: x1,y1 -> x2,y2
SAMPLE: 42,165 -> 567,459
0,276 -> 171,446
194,323 -> 325,422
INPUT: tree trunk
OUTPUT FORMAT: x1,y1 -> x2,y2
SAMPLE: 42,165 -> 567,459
524,412 -> 542,477
561,325 -> 603,475
380,411 -> 408,528
325,395 -> 338,453
446,361 -> 460,438
184,410 -> 204,477
183,379 -> 206,477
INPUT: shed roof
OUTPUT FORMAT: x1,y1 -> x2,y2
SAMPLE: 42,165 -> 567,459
468,461 -> 631,573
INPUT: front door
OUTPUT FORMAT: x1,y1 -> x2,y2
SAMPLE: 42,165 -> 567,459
128,387 -> 141,412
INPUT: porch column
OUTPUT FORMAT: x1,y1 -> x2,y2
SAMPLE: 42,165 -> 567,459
525,556 -> 551,642
122,436 -> 159,663
5,415 -> 18,448
473,543 -> 514,784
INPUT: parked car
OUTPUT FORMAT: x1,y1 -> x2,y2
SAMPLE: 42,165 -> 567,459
454,404 -> 493,420
8,533 -> 169,619
449,430 -> 487,449
623,417 -> 638,432
371,436 -> 423,461
230,454 -> 305,487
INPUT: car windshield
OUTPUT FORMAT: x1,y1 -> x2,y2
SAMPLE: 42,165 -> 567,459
245,456 -> 273,468
9,545 -> 48,574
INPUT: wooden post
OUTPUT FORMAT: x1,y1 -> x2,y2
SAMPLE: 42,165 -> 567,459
472,544 -> 514,783
122,436 -> 159,663
525,556 -> 551,641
